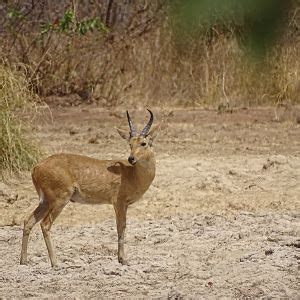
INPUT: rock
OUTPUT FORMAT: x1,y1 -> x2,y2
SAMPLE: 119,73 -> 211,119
262,155 -> 288,170
88,136 -> 99,144
0,182 -> 18,204
69,129 -> 79,135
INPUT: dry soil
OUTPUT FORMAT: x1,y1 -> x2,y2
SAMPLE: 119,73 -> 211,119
0,107 -> 299,298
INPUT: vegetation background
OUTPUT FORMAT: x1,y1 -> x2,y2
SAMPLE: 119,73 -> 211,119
0,0 -> 299,172
1,0 -> 299,106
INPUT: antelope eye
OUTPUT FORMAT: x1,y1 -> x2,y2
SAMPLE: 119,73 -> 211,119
141,142 -> 147,147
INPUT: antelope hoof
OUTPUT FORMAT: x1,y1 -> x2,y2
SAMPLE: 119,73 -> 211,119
51,261 -> 58,268
118,257 -> 129,266
20,259 -> 28,265
52,265 -> 62,271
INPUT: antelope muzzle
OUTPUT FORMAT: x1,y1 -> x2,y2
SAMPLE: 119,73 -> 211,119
128,155 -> 136,165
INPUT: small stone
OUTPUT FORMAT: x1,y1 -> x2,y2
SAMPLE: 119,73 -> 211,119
69,129 -> 79,135
228,170 -> 237,175
265,249 -> 274,256
88,137 -> 98,144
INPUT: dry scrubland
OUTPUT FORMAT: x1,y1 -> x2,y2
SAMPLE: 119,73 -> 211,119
0,107 -> 299,298
0,1 -> 300,298
0,1 -> 299,106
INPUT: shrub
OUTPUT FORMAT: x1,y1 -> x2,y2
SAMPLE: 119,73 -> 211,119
0,64 -> 40,174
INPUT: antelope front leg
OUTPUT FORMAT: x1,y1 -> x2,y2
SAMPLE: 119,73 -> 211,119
114,201 -> 128,265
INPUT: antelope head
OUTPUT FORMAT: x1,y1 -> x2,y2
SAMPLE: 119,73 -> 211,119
117,109 -> 160,166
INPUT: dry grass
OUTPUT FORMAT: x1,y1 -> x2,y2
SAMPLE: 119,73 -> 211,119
0,64 -> 40,174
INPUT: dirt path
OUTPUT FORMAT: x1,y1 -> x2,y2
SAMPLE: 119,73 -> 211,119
0,107 -> 299,298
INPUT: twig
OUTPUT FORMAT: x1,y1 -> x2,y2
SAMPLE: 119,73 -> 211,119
222,66 -> 230,106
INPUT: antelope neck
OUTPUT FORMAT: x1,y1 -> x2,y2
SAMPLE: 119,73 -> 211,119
132,157 -> 156,182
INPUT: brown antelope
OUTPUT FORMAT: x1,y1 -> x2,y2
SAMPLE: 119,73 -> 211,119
20,110 -> 159,267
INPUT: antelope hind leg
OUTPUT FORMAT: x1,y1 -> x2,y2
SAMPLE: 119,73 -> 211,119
20,203 -> 49,265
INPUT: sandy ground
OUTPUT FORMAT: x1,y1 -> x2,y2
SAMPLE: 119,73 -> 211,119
0,106 -> 299,298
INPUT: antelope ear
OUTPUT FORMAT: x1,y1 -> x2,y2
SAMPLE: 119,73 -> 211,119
116,127 -> 130,140
146,123 -> 162,141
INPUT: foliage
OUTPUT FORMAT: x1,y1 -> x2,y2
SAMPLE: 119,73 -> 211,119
170,0 -> 293,57
7,7 -> 24,21
40,9 -> 108,37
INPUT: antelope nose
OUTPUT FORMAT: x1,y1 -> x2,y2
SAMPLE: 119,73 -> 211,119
128,156 -> 136,165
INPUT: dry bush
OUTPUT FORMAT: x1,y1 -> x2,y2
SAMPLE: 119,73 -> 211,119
0,64 -> 40,174
0,1 -> 299,107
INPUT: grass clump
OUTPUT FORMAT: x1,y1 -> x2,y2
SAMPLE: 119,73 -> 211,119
0,64 -> 40,174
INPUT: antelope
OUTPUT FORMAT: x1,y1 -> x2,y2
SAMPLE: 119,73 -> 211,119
20,109 -> 159,267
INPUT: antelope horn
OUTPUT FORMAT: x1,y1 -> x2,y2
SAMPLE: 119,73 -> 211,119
126,110 -> 137,137
140,109 -> 154,137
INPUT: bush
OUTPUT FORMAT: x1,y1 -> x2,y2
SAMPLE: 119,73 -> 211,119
0,64 -> 40,174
